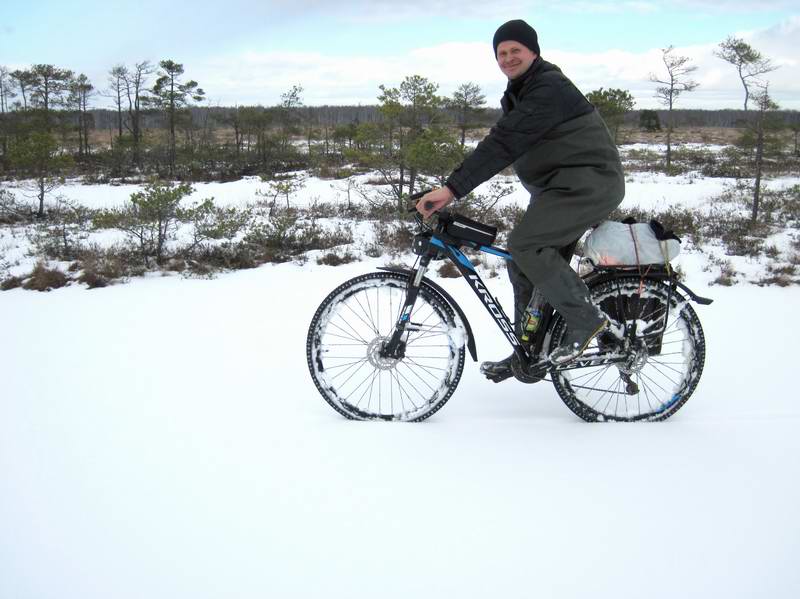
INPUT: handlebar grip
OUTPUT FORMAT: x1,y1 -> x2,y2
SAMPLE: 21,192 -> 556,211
408,189 -> 433,202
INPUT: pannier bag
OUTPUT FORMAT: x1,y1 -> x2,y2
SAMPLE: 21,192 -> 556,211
445,214 -> 498,246
584,219 -> 681,267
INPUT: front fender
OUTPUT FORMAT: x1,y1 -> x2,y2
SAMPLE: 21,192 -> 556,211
377,266 -> 478,361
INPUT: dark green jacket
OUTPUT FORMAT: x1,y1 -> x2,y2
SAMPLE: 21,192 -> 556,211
445,56 -> 623,199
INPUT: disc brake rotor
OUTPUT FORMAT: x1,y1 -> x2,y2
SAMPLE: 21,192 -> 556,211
367,337 -> 400,370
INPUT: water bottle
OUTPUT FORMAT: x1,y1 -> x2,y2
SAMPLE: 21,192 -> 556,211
520,289 -> 544,343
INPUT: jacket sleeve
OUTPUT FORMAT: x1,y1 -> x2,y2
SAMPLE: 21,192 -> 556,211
445,74 -> 566,199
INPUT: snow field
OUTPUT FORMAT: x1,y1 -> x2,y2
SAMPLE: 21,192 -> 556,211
2,256 -> 799,598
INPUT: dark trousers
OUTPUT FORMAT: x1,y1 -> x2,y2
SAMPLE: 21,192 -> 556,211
506,167 -> 624,335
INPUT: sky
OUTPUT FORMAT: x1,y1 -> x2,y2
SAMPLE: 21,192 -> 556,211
1,0 -> 799,110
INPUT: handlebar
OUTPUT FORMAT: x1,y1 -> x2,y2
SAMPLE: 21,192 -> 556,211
406,189 -> 433,213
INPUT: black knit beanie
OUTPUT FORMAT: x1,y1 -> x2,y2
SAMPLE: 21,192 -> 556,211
493,19 -> 540,56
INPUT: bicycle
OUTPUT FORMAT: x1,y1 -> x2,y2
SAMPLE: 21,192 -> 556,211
306,192 -> 712,422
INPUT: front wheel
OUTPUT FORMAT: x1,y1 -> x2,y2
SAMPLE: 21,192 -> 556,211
306,272 -> 466,421
549,276 -> 706,422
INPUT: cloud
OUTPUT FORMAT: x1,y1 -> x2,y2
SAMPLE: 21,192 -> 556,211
82,15 -> 794,111
194,17 -> 799,111
283,0 -> 797,18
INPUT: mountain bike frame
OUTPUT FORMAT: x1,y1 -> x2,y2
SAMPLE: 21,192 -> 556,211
379,206 -> 714,378
380,209 -> 535,366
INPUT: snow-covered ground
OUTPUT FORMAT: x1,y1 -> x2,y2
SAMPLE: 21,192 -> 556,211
2,254 -> 799,598
2,155 -> 800,597
2,167 -> 799,281
3,170 -> 798,212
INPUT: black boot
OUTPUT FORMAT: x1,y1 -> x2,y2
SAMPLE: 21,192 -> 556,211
480,354 -> 515,383
549,319 -> 608,365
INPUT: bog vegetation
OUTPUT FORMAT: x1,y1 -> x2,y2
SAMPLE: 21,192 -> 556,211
1,37 -> 799,291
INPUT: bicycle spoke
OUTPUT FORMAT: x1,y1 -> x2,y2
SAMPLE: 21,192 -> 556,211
321,342 -> 371,347
330,360 -> 370,385
355,369 -> 380,409
406,357 -> 448,376
390,369 -> 420,411
309,273 -> 465,421
328,319 -> 370,345
394,366 -> 430,403
636,371 -> 655,413
344,297 -> 379,337
323,359 -> 369,371
399,361 -> 438,394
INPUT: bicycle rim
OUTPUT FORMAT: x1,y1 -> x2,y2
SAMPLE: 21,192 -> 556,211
550,277 -> 706,422
307,272 -> 465,421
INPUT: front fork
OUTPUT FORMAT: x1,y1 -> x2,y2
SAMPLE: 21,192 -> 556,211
380,255 -> 432,360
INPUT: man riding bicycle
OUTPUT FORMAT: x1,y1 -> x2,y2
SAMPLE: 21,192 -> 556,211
417,19 -> 625,380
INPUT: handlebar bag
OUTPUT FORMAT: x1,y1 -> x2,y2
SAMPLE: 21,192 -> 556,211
444,214 -> 497,246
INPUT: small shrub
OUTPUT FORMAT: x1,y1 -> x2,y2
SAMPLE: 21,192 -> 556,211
374,221 -> 414,254
78,271 -> 109,289
165,258 -> 186,272
22,262 -> 69,292
1,276 -> 24,291
256,247 -> 293,264
306,200 -> 340,219
364,244 -> 383,258
766,263 -> 796,276
76,246 -> 144,284
722,230 -> 765,257
188,244 -> 258,272
437,261 -> 460,278
712,272 -> 736,286
186,261 -> 214,277
316,251 -> 358,266
705,255 -> 737,286
758,185 -> 800,226
756,274 -> 795,287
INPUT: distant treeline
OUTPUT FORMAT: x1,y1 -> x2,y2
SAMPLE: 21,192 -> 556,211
83,105 -> 799,132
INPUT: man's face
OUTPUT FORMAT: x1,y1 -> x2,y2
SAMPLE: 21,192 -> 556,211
496,40 -> 536,80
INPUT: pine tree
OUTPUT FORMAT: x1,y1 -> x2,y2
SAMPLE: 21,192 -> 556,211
107,65 -> 127,139
68,74 -> 94,158
715,37 -> 777,111
28,64 -> 74,129
745,85 -> 781,222
10,69 -> 37,109
376,75 -> 445,204
448,82 -> 486,147
585,87 -> 634,143
649,46 -> 699,172
121,61 -> 155,165
146,60 -> 205,176
638,110 -> 661,132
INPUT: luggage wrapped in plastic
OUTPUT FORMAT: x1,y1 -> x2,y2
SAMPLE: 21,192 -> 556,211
583,219 -> 681,267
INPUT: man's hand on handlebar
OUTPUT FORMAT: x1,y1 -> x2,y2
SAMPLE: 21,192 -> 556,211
416,187 -> 455,219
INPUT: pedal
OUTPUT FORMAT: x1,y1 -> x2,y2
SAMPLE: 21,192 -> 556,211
483,370 -> 514,384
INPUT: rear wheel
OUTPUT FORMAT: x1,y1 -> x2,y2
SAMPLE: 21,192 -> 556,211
306,272 -> 465,421
549,277 -> 706,422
